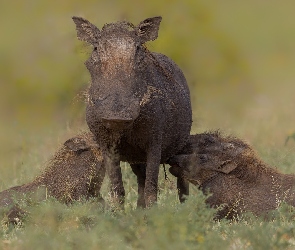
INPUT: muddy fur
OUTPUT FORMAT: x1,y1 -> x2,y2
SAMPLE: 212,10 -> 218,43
0,132 -> 105,223
72,16 -> 192,207
168,131 -> 295,220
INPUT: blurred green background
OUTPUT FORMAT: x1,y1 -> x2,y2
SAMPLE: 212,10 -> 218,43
1,0 -> 295,186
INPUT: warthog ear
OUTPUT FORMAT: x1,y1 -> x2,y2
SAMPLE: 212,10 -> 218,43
137,16 -> 162,43
215,160 -> 237,174
72,16 -> 100,45
64,137 -> 90,152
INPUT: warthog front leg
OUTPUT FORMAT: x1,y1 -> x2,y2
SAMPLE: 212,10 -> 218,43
177,177 -> 189,203
130,163 -> 146,208
144,145 -> 161,207
105,153 -> 125,207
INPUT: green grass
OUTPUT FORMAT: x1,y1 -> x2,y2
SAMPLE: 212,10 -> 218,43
2,0 -> 295,249
2,176 -> 295,249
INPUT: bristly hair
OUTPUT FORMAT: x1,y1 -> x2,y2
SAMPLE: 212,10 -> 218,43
201,130 -> 251,150
206,131 -> 279,183
101,21 -> 135,34
187,130 -> 278,184
41,132 -> 101,173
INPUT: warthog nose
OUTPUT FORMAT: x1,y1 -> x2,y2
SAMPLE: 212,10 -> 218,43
101,117 -> 133,129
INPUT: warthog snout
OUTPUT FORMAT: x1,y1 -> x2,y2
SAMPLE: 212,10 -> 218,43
101,117 -> 134,130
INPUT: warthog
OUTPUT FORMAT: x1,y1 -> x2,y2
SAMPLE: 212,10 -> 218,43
0,132 -> 105,223
72,16 -> 192,207
168,131 -> 295,219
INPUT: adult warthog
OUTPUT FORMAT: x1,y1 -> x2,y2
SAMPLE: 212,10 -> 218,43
73,16 -> 192,207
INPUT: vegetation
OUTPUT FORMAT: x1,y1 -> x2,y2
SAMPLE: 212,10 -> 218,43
1,0 -> 295,249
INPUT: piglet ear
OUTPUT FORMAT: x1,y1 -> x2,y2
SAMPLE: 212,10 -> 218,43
216,160 -> 237,174
64,137 -> 90,152
137,16 -> 162,43
72,16 -> 100,45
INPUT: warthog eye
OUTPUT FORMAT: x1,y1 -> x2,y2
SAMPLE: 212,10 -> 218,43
199,154 -> 208,163
93,96 -> 107,105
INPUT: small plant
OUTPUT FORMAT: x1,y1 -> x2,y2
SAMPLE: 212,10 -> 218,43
285,132 -> 295,145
